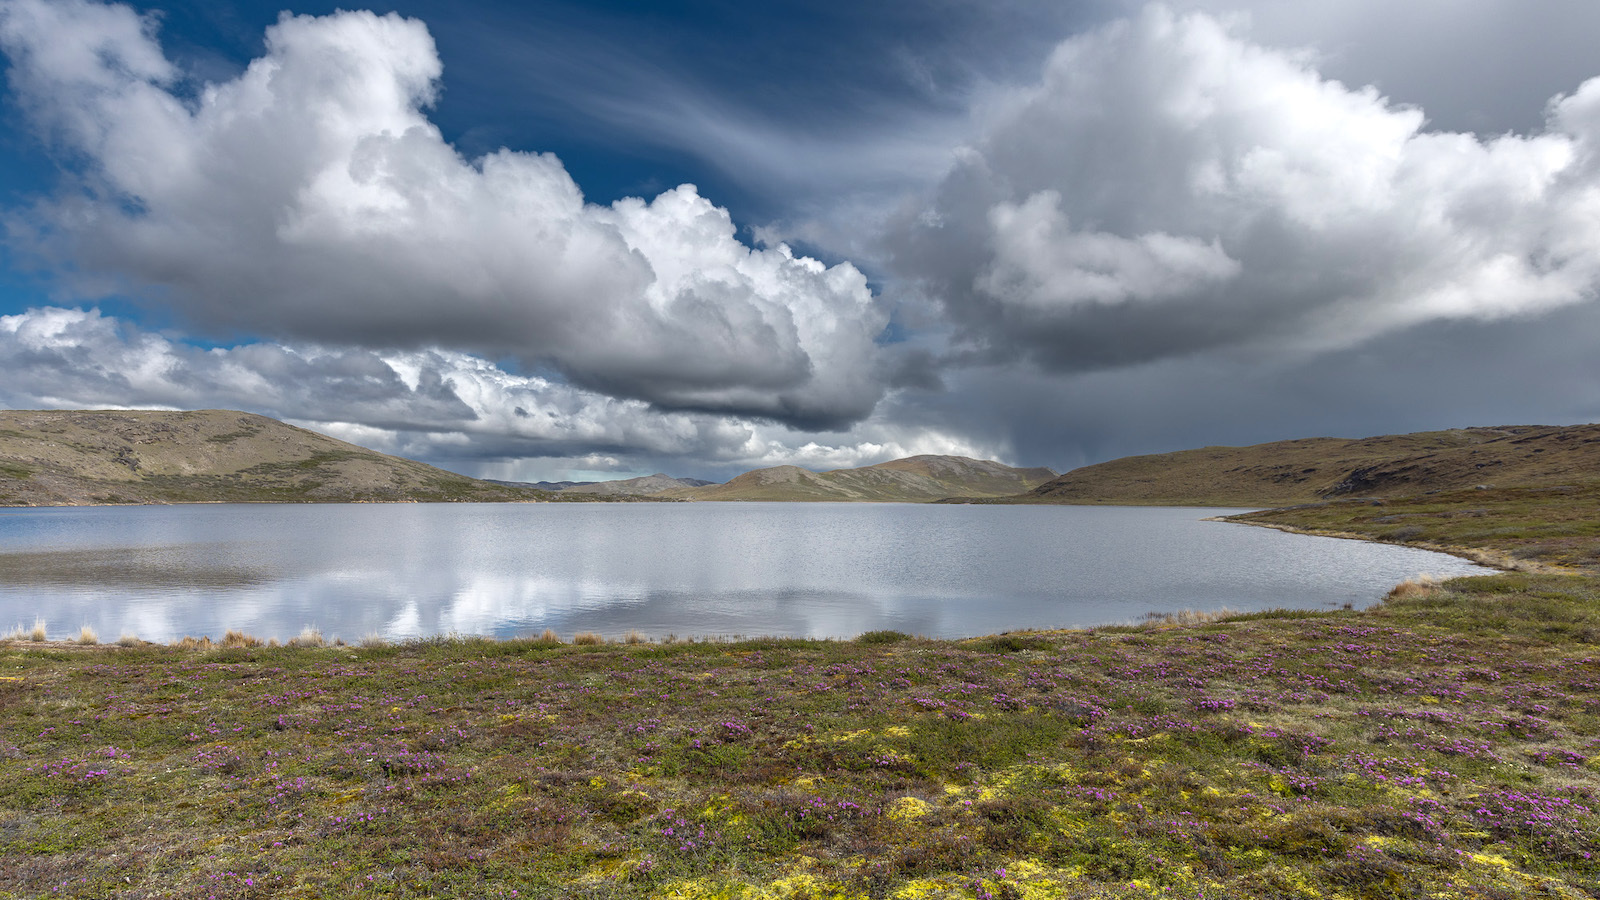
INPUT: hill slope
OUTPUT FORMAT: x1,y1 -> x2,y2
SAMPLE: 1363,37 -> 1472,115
0,409 -> 551,506
1009,424 -> 1600,507
561,474 -> 716,496
667,455 -> 1057,502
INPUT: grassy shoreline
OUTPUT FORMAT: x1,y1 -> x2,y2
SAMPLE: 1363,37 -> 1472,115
3,570 -> 1599,899
1227,482 -> 1600,576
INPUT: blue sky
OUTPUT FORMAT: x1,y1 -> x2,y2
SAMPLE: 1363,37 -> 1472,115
3,0 -> 1600,482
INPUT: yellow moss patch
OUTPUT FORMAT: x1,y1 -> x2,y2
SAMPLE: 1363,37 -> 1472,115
975,762 -> 1079,801
655,877 -> 751,899
888,875 -> 962,899
750,873 -> 864,900
887,796 -> 931,821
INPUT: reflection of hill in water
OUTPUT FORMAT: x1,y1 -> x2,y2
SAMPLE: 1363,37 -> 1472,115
0,547 -> 270,589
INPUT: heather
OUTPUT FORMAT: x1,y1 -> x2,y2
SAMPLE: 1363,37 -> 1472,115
2,574 -> 1598,898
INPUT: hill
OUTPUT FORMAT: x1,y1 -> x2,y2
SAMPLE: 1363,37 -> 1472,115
561,474 -> 716,496
1003,424 -> 1600,507
0,409 -> 552,506
666,455 -> 1057,501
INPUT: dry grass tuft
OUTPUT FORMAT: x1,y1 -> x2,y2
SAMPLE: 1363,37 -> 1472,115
1385,574 -> 1442,601
535,628 -> 562,644
76,625 -> 98,645
1140,608 -> 1237,628
29,619 -> 48,642
623,629 -> 648,644
221,629 -> 263,649
359,633 -> 387,648
287,627 -> 325,648
116,633 -> 141,648
171,635 -> 214,650
572,631 -> 605,646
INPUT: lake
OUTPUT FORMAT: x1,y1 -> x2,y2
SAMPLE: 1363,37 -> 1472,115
0,502 -> 1490,643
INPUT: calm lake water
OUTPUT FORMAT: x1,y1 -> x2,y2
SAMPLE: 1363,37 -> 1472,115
0,502 -> 1490,642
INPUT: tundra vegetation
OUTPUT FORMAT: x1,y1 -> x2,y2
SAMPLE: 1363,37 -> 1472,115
1,571 -> 1598,899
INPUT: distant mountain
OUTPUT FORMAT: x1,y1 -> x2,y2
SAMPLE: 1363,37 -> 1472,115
561,474 -> 717,496
665,455 -> 1057,502
997,424 -> 1600,507
487,479 -> 596,491
0,409 -> 558,506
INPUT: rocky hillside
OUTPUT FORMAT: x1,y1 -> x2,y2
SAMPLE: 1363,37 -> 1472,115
0,409 -> 551,506
665,455 -> 1057,502
1008,424 -> 1600,507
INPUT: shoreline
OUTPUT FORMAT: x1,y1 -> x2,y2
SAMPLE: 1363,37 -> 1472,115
1203,514 -> 1554,573
3,572 -> 1597,898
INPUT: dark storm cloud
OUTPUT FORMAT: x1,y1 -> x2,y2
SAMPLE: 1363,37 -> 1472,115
881,297 -> 1600,475
887,7 -> 1600,376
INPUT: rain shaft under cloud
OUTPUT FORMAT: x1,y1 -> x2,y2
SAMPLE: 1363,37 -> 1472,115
0,0 -> 888,430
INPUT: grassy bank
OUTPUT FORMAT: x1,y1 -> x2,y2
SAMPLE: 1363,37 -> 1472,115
1229,482 -> 1600,574
2,574 -> 1598,899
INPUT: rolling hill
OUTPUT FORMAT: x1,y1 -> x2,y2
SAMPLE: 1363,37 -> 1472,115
0,409 -> 552,506
560,474 -> 717,496
1000,424 -> 1600,507
664,455 -> 1057,502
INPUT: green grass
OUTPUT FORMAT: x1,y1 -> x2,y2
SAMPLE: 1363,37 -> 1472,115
3,576 -> 1599,899
1232,480 -> 1600,572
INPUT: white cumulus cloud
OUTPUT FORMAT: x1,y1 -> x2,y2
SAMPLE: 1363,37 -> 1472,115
0,0 -> 888,428
0,306 -> 989,481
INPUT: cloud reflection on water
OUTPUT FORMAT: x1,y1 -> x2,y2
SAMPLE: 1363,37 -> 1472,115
0,503 -> 1492,643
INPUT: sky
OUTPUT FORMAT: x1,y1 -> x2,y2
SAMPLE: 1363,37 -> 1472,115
2,0 -> 1600,483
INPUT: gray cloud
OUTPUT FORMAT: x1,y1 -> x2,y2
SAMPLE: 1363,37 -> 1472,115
0,0 -> 889,429
882,294 -> 1600,476
0,306 -> 994,481
887,6 -> 1600,374
1160,0 -> 1600,136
